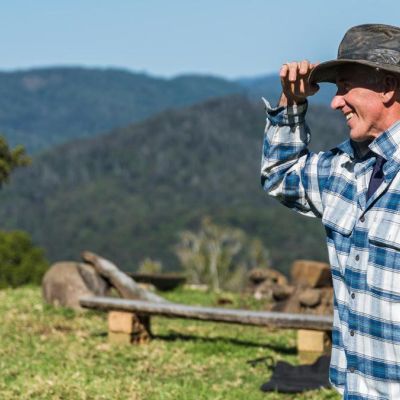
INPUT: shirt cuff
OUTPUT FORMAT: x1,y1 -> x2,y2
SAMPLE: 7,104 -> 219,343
262,97 -> 308,126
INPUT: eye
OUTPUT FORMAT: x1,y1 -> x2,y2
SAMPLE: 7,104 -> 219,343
344,82 -> 352,91
336,81 -> 351,95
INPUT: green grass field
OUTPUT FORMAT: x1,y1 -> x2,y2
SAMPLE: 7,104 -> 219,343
0,286 -> 340,400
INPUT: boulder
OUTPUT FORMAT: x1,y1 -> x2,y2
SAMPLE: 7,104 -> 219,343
291,260 -> 332,288
320,287 -> 334,305
42,262 -> 110,310
272,284 -> 295,301
298,288 -> 321,307
318,287 -> 334,314
249,268 -> 288,286
271,288 -> 302,313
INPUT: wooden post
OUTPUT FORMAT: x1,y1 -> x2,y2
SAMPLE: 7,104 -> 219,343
108,311 -> 151,345
297,329 -> 331,364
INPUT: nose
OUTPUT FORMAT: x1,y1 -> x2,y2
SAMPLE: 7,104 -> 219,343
330,93 -> 345,110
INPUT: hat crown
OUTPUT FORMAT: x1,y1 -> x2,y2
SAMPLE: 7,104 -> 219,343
309,24 -> 400,84
338,24 -> 400,66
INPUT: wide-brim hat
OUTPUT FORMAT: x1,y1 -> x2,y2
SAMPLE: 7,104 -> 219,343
309,24 -> 400,84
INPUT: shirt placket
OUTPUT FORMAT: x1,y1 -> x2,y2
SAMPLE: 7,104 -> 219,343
344,160 -> 371,382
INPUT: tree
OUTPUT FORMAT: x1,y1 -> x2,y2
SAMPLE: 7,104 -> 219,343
0,136 -> 30,185
0,230 -> 49,288
0,136 -> 40,287
175,217 -> 270,291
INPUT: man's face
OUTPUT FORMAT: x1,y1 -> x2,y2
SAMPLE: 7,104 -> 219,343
331,66 -> 385,142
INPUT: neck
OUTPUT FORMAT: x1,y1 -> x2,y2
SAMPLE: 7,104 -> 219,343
375,102 -> 400,136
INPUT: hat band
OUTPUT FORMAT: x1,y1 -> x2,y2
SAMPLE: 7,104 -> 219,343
339,48 -> 400,66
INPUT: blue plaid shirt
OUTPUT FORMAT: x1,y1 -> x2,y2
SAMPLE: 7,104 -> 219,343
261,99 -> 400,399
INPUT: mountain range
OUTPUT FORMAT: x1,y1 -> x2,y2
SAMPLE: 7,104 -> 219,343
0,86 -> 348,274
0,67 -> 243,153
0,67 -> 337,154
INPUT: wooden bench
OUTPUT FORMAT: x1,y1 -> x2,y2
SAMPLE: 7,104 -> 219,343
80,296 -> 333,355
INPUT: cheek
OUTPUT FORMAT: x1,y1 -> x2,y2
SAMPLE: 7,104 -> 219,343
354,90 -> 382,116
354,100 -> 381,123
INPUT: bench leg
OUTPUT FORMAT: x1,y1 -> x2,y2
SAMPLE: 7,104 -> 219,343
108,311 -> 151,344
297,329 -> 331,364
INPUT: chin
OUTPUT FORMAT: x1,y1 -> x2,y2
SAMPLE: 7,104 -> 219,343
350,135 -> 364,143
349,130 -> 362,142
349,132 -> 374,143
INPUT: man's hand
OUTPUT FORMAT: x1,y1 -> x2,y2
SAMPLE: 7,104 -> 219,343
279,60 -> 320,107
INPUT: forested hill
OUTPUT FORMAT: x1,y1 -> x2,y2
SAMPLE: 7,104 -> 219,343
0,67 -> 243,153
0,67 -> 338,155
0,94 -> 347,274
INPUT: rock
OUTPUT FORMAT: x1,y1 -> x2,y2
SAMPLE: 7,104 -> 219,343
42,262 -> 110,310
272,289 -> 302,313
248,268 -> 288,299
271,286 -> 333,316
253,281 -> 273,300
320,287 -> 334,305
317,287 -> 334,314
272,284 -> 295,301
298,288 -> 321,307
291,260 -> 332,288
248,268 -> 287,285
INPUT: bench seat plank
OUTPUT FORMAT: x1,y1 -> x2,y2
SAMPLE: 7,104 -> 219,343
80,296 -> 333,331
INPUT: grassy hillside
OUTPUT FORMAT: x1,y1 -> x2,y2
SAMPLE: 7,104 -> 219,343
0,286 -> 340,399
0,95 -> 347,274
0,67 -> 243,153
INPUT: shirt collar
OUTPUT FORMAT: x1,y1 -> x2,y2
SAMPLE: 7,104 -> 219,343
369,120 -> 400,163
336,138 -> 371,160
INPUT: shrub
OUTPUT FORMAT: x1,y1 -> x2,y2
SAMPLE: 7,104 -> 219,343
0,230 -> 49,288
138,258 -> 163,274
175,216 -> 270,292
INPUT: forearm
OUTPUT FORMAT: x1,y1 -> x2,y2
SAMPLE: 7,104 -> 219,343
260,99 -> 323,217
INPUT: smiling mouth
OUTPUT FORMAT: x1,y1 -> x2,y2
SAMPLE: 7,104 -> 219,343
346,112 -> 354,121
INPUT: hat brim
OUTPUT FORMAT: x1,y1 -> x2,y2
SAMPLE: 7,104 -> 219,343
309,59 -> 400,84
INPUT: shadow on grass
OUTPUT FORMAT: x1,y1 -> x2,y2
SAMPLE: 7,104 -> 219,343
91,331 -> 108,337
88,330 -> 296,355
153,332 -> 296,355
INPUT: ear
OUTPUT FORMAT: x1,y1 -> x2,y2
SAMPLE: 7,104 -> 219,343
382,74 -> 399,104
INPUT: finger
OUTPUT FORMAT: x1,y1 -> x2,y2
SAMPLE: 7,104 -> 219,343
279,63 -> 289,78
290,79 -> 303,99
288,62 -> 299,82
298,78 -> 305,95
299,60 -> 310,75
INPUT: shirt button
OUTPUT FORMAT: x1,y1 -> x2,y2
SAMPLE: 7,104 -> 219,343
360,216 -> 365,222
349,367 -> 355,373
350,330 -> 355,336
351,293 -> 355,299
355,254 -> 360,261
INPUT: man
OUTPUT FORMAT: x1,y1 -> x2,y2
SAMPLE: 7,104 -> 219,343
261,24 -> 400,398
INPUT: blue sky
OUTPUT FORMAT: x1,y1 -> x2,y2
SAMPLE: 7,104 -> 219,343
1,0 -> 400,78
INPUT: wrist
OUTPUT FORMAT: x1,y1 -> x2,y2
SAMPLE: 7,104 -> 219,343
278,92 -> 307,107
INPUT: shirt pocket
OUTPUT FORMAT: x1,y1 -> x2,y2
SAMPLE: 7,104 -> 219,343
321,191 -> 357,236
322,198 -> 357,277
368,218 -> 400,300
